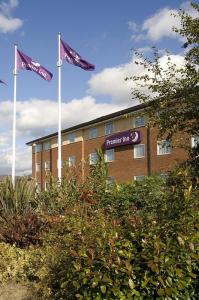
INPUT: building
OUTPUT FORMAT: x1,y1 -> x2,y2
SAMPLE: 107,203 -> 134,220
27,103 -> 191,190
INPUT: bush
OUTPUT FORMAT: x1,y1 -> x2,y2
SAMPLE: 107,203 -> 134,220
0,168 -> 198,299
28,171 -> 199,299
0,177 -> 48,248
102,176 -> 166,219
0,212 -> 48,248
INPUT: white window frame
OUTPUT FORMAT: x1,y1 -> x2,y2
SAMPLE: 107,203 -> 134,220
134,175 -> 145,181
89,127 -> 97,139
105,122 -> 113,135
68,133 -> 75,144
35,144 -> 42,153
191,135 -> 199,148
105,149 -> 115,162
89,152 -> 98,165
157,140 -> 171,155
133,116 -> 145,128
68,156 -> 76,167
44,142 -> 51,151
35,162 -> 41,173
44,160 -> 50,171
134,144 -> 145,159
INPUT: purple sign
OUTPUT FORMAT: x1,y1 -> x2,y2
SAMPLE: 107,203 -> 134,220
104,130 -> 141,149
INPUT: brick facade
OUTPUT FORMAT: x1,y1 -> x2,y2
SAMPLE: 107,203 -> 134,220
28,104 -> 189,189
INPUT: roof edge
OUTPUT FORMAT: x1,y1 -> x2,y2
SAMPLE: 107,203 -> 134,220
26,102 -> 147,145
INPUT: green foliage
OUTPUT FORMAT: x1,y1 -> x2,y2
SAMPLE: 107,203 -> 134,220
0,176 -> 37,220
0,242 -> 31,283
126,2 -> 199,177
0,212 -> 48,248
25,171 -> 198,299
0,177 -> 48,248
102,176 -> 165,218
37,149 -> 108,215
0,163 -> 198,298
37,170 -> 82,215
175,2 -> 199,65
88,149 -> 108,198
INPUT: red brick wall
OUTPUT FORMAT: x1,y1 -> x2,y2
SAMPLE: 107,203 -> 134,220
31,124 -> 189,188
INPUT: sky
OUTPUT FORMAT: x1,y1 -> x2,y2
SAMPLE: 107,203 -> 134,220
0,0 -> 196,175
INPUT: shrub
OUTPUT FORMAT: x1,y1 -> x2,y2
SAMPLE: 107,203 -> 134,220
102,176 -> 166,220
30,171 -> 199,299
0,212 -> 48,248
0,176 -> 37,218
0,177 -> 48,248
0,169 -> 198,299
37,166 -> 83,215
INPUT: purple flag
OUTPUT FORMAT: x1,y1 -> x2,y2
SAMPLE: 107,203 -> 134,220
17,50 -> 53,81
0,80 -> 6,85
60,39 -> 95,71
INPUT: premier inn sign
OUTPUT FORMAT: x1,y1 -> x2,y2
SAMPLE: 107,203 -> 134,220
104,130 -> 141,149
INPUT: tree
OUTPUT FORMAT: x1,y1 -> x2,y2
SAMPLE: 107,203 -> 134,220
126,2 -> 199,175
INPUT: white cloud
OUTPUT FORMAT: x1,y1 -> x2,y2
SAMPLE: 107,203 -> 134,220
13,96 -> 123,136
0,0 -> 19,15
0,135 -> 9,147
89,52 -> 185,104
88,59 -> 144,104
129,2 -> 197,42
142,7 -> 180,42
127,21 -> 138,32
0,144 -> 31,175
0,50 -> 186,176
0,0 -> 23,33
0,96 -> 124,175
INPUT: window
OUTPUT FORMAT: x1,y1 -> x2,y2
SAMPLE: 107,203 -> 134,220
89,152 -> 98,165
68,156 -> 76,167
191,136 -> 199,148
89,127 -> 97,139
68,133 -> 75,144
134,144 -> 145,159
105,149 -> 115,162
35,144 -> 42,153
157,140 -> 171,155
134,175 -> 145,181
133,116 -> 145,128
44,160 -> 50,171
106,177 -> 116,189
105,122 -> 113,135
36,162 -> 41,172
44,142 -> 51,151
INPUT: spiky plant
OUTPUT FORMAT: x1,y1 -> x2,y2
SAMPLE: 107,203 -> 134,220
0,176 -> 47,247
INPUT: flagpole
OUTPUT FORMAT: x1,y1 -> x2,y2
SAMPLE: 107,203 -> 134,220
12,44 -> 18,186
57,32 -> 62,183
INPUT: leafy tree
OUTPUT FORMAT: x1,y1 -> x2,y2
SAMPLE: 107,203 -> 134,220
126,2 -> 199,175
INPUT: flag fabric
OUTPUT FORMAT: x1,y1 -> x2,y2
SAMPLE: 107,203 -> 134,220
60,39 -> 95,71
0,80 -> 6,85
17,49 -> 53,81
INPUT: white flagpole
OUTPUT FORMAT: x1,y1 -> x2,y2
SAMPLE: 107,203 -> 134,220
12,44 -> 18,186
57,32 -> 62,183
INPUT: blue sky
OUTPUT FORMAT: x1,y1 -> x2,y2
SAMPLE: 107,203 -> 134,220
0,0 -> 195,175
